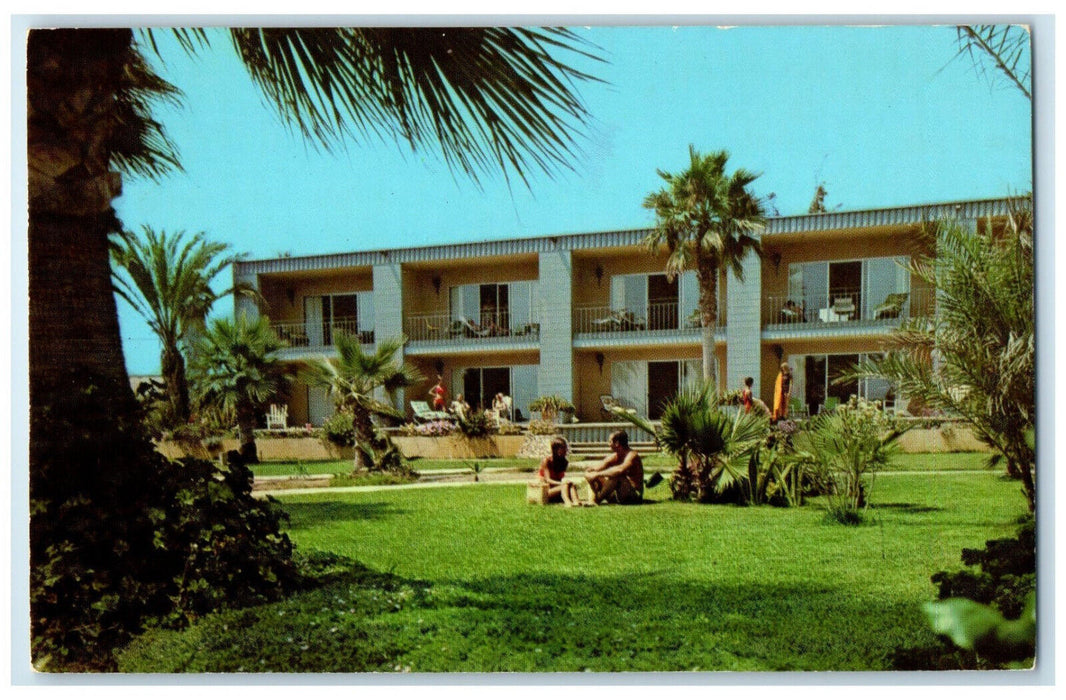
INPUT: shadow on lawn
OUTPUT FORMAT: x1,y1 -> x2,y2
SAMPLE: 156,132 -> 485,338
280,501 -> 405,530
873,502 -> 945,514
393,570 -> 929,672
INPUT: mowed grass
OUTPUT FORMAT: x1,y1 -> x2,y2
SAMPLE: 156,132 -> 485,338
117,464 -> 1024,673
251,450 -> 990,478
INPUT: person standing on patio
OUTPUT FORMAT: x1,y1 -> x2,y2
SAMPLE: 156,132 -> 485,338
740,376 -> 755,414
772,362 -> 793,422
583,430 -> 644,505
429,375 -> 447,411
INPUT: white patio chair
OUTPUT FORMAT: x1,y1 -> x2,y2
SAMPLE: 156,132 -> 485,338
266,404 -> 288,430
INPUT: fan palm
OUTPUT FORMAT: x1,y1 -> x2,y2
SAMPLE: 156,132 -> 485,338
611,381 -> 767,502
642,146 -> 766,389
305,332 -> 423,473
111,227 -> 257,425
190,313 -> 294,463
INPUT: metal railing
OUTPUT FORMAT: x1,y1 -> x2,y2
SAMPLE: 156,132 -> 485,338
270,316 -> 374,348
403,310 -> 541,343
574,301 -> 723,335
763,287 -> 932,327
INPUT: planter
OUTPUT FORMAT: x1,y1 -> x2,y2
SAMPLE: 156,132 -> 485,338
156,437 -> 354,462
897,423 -> 989,453
392,434 -> 527,459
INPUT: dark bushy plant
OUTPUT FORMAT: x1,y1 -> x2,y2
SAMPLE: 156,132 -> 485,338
321,410 -> 355,447
31,372 -> 300,671
891,518 -> 1036,670
457,409 -> 493,438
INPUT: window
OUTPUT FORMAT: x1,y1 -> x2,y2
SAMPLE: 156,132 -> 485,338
305,292 -> 374,345
454,365 -> 538,421
450,281 -> 538,334
790,353 -> 895,414
611,358 -> 704,419
788,257 -> 908,321
610,271 -> 701,330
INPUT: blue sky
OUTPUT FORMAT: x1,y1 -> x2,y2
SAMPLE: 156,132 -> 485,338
112,24 -> 1033,375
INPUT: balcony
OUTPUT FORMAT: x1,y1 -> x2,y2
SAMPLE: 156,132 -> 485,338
271,317 -> 374,350
403,310 -> 541,350
573,301 -> 723,340
763,288 -> 933,331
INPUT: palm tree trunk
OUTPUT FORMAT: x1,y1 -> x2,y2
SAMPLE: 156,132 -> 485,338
28,28 -> 137,463
236,406 -> 260,464
161,345 -> 191,424
352,408 -> 376,472
696,257 -> 720,390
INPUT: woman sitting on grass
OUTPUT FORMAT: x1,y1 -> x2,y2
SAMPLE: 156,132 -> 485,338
539,437 -> 580,506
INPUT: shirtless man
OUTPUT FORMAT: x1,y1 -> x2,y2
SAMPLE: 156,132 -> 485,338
583,430 -> 644,505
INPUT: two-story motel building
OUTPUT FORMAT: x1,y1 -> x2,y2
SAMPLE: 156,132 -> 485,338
232,197 -> 1018,427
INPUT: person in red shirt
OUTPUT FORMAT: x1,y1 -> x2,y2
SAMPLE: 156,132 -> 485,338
429,375 -> 446,411
740,376 -> 755,413
538,437 -> 579,505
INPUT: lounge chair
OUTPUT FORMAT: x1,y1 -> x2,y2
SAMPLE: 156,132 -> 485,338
831,296 -> 856,320
874,292 -> 909,320
600,394 -> 637,419
458,316 -> 493,337
266,404 -> 288,430
410,400 -> 453,423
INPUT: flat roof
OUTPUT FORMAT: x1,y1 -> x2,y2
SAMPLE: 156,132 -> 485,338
235,196 -> 1024,277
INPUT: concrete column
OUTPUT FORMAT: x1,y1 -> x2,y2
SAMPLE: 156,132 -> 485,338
537,250 -> 574,403
726,249 -> 763,395
233,267 -> 260,322
373,262 -> 405,411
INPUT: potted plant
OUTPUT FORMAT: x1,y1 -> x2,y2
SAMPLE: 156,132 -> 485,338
529,395 -> 575,423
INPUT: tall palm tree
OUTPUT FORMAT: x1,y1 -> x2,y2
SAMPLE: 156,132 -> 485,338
305,332 -> 422,473
111,227 -> 255,425
642,146 -> 766,389
28,24 -> 600,437
27,26 -> 601,667
190,313 -> 294,463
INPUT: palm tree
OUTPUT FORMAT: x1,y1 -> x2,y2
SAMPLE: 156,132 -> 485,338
852,199 -> 1035,512
28,25 -> 600,433
956,25 -> 1032,100
190,313 -> 294,464
642,146 -> 766,388
305,332 -> 422,473
111,227 -> 256,425
611,382 -> 767,502
27,26 -> 600,667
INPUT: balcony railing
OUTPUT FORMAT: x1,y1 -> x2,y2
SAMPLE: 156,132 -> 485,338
574,301 -> 723,336
271,316 -> 374,348
404,310 -> 541,344
763,287 -> 933,328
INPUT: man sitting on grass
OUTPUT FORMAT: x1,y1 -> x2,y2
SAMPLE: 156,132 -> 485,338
583,430 -> 644,505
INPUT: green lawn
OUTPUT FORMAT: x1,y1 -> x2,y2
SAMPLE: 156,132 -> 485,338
117,465 -> 1024,673
252,450 -> 991,478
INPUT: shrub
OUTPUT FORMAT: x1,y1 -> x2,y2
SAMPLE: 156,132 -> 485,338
891,518 -> 1036,669
791,396 -> 905,523
527,419 -> 558,436
456,409 -> 493,438
320,411 -> 355,447
30,373 -> 301,671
